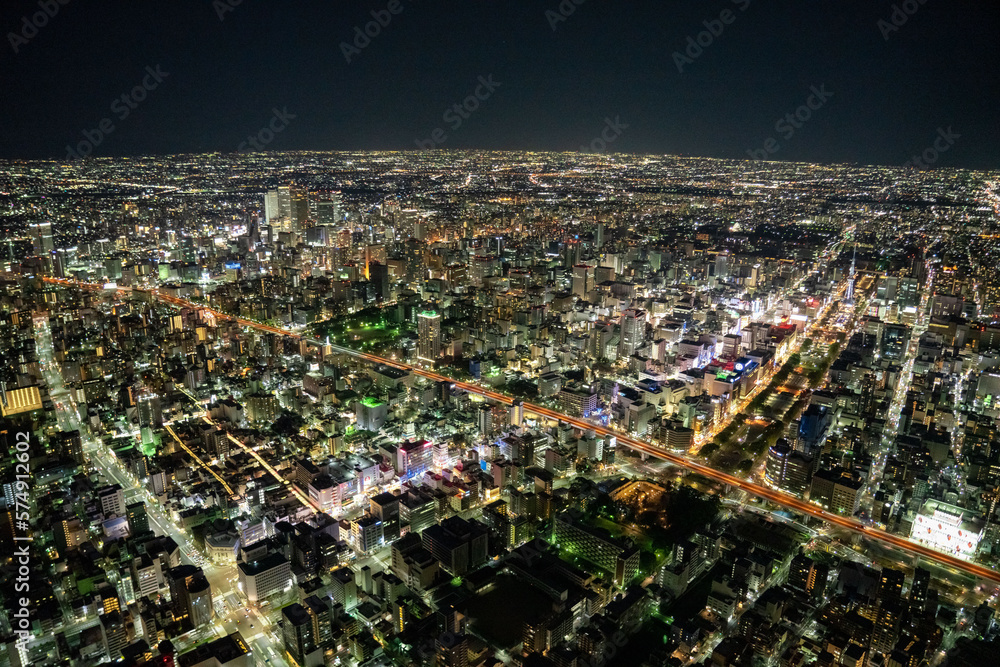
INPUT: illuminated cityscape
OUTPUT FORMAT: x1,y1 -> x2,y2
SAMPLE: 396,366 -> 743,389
1,1 -> 999,666
0,151 -> 999,667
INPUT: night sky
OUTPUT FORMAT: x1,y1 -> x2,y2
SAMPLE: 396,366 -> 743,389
1,0 -> 998,168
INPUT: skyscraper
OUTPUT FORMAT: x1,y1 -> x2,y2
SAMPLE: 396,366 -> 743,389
30,221 -> 54,255
619,308 -> 646,358
572,264 -> 593,298
265,184 -> 309,232
137,391 -> 162,429
290,185 -> 310,232
264,190 -> 281,225
418,310 -> 442,363
370,492 -> 401,542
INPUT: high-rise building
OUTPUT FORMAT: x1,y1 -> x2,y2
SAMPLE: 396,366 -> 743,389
166,564 -> 213,629
478,404 -> 493,435
282,602 -> 324,667
878,567 -> 905,601
30,221 -> 54,255
788,553 -> 829,597
137,391 -> 162,429
100,611 -> 129,661
237,553 -> 291,603
764,441 -> 813,497
264,190 -> 281,225
881,323 -> 911,361
54,429 -> 85,465
572,264 -> 593,298
910,567 -> 930,611
126,502 -> 149,535
369,261 -> 390,302
421,516 -> 489,576
290,186 -> 310,232
435,632 -> 469,667
417,310 -> 442,363
370,492 -> 401,542
265,184 -> 309,232
510,401 -> 524,428
351,515 -> 384,554
871,599 -> 904,656
399,439 -> 434,479
810,467 -> 864,516
619,308 -> 646,358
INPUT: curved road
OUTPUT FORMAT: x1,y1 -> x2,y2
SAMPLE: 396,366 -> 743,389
42,277 -> 1000,585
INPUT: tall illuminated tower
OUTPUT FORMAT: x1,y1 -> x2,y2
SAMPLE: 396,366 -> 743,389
845,244 -> 857,304
417,310 -> 441,363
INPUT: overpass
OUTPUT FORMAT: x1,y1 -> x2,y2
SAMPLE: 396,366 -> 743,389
41,277 -> 1000,585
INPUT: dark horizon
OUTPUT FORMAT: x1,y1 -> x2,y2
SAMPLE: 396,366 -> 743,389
1,0 -> 998,169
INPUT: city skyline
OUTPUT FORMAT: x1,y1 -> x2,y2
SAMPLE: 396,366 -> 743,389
3,2 -> 1000,666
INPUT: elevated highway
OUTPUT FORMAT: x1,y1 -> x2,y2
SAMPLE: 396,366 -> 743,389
41,277 -> 1000,584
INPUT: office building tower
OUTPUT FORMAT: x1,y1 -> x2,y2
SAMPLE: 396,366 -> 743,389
619,308 -> 646,358
572,264 -> 593,298
399,439 -> 434,479
764,441 -> 813,497
282,602 -> 324,667
478,404 -> 493,435
370,492 -> 401,542
264,190 -> 281,225
166,564 -> 213,629
331,567 -> 358,610
30,221 -> 54,255
370,261 -> 390,302
881,323 -> 911,361
265,184 -> 309,232
418,310 -> 442,363
810,467 -> 865,516
126,502 -> 149,535
137,390 -> 163,429
510,401 -> 524,428
290,185 -> 310,231
352,515 -> 384,554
